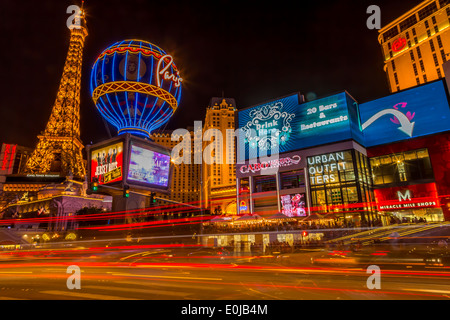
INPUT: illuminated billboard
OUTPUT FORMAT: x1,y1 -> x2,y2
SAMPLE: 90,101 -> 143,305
127,144 -> 171,189
90,141 -> 123,185
280,193 -> 307,217
359,80 -> 450,147
237,92 -> 363,161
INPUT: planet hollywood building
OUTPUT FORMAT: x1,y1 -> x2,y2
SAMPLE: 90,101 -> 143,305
236,78 -> 450,225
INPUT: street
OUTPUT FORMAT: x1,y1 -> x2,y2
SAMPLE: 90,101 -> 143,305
1,246 -> 449,300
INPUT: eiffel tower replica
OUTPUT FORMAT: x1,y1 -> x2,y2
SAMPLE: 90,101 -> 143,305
25,6 -> 88,180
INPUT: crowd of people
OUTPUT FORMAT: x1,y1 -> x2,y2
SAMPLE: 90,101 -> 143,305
202,219 -> 381,235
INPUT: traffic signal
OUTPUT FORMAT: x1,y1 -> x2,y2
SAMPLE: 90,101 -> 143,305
302,231 -> 308,237
92,177 -> 99,192
123,185 -> 130,198
150,192 -> 156,205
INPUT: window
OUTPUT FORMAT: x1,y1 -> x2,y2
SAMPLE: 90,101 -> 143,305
400,15 -> 418,31
419,3 -> 437,21
254,175 -> 276,193
419,59 -> 425,72
413,63 -> 419,76
383,26 -> 399,42
440,0 -> 450,7
441,49 -> 447,62
433,53 -> 439,66
370,149 -> 434,186
394,72 -> 399,85
280,170 -> 305,190
417,47 -> 422,59
437,36 -> 443,49
437,68 -> 442,78
430,39 -> 436,52
410,51 -> 415,62
392,60 -> 396,71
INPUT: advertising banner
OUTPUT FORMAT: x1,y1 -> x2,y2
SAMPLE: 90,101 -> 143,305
374,183 -> 440,211
280,193 -> 307,217
127,144 -> 171,188
359,80 -> 450,147
90,142 -> 123,184
237,92 -> 362,161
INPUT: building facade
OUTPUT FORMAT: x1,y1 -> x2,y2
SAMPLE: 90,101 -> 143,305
236,78 -> 450,225
202,98 -> 237,215
151,130 -> 201,208
379,0 -> 450,93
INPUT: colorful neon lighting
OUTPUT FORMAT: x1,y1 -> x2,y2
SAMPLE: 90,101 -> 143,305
90,40 -> 182,138
1,144 -> 11,171
392,37 -> 407,52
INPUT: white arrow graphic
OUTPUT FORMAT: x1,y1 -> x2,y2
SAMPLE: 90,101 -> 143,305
361,109 -> 415,137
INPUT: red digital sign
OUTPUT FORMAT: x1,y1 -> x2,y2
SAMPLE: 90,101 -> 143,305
374,183 -> 440,211
90,141 -> 123,185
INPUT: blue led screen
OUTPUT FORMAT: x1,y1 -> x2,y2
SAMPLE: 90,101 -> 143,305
237,92 -> 363,161
359,81 -> 450,147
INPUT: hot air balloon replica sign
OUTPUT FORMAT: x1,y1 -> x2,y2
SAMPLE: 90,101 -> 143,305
86,40 -> 179,195
90,39 -> 182,138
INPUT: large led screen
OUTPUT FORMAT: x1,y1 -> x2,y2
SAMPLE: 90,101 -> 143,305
90,142 -> 123,185
359,80 -> 450,147
237,92 -> 362,161
127,144 -> 171,188
280,193 -> 307,217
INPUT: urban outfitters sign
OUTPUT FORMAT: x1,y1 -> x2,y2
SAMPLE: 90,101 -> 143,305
307,151 -> 348,185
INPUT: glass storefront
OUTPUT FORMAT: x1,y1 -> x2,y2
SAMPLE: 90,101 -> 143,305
370,148 -> 434,186
308,150 -> 376,226
370,149 -> 444,222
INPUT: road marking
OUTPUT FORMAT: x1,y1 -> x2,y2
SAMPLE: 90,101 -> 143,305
108,272 -> 222,281
39,290 -> 138,300
116,280 -> 222,291
83,285 -> 190,297
402,288 -> 450,295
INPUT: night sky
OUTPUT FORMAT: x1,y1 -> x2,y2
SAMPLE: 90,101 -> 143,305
1,0 -> 424,148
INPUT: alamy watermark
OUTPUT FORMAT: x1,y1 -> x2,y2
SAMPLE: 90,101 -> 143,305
367,5 -> 381,30
366,265 -> 381,290
66,5 -> 82,30
66,265 -> 81,290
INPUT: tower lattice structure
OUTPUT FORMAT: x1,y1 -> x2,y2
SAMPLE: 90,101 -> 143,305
26,9 -> 88,180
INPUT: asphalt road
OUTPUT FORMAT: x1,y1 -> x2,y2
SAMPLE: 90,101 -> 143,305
0,247 -> 449,300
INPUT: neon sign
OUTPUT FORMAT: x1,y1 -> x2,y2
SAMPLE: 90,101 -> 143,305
392,37 -> 407,52
242,102 -> 295,152
90,40 -> 182,138
237,92 -> 362,162
239,155 -> 301,174
156,55 -> 182,88
307,152 -> 348,185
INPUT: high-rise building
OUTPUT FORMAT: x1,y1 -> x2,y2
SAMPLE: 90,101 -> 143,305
379,0 -> 450,93
202,98 -> 237,215
151,129 -> 201,207
151,98 -> 237,216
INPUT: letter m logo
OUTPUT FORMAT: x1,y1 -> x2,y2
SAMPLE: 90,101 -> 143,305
397,190 -> 412,202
